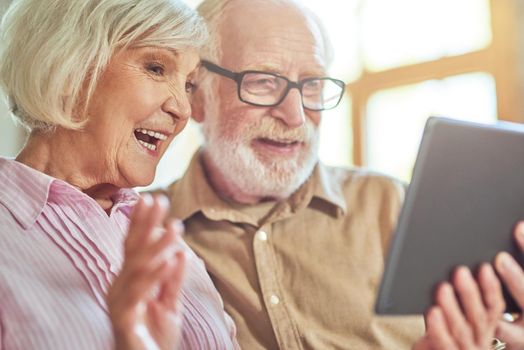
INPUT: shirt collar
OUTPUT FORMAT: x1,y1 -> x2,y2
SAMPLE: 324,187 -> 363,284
0,157 -> 138,229
310,162 -> 348,216
0,157 -> 55,229
168,150 -> 348,224
167,150 -> 257,224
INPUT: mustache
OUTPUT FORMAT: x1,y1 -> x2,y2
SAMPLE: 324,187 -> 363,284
246,118 -> 316,143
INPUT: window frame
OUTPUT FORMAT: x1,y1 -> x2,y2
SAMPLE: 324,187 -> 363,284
347,0 -> 521,166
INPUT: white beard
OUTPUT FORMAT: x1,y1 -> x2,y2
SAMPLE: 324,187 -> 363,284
202,116 -> 319,199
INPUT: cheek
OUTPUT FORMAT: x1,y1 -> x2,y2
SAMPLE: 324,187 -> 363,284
218,104 -> 259,139
307,111 -> 322,126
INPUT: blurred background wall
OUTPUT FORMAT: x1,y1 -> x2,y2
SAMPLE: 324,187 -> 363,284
1,0 -> 523,189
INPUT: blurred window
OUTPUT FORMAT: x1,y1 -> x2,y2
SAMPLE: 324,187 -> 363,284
365,72 -> 497,181
360,0 -> 492,71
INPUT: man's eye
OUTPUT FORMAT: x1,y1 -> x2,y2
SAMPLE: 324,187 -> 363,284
304,79 -> 322,89
302,79 -> 323,95
254,78 -> 276,88
244,75 -> 278,90
146,63 -> 165,76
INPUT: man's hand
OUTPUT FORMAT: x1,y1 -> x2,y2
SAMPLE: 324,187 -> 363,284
413,264 -> 505,350
108,194 -> 186,350
494,221 -> 524,349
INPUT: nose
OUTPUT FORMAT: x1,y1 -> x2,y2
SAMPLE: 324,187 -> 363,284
270,88 -> 306,128
163,89 -> 191,123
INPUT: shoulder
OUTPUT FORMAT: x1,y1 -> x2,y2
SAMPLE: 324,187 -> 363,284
321,164 -> 406,201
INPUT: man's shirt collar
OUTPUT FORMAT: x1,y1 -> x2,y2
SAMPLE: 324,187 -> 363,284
168,150 -> 348,225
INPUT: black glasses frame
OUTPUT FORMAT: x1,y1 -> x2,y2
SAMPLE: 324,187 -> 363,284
201,60 -> 345,111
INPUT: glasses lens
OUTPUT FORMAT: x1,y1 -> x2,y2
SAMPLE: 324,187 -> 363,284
240,72 -> 287,106
302,78 -> 344,111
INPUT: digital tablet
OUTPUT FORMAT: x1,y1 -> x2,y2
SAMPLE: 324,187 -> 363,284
375,116 -> 524,315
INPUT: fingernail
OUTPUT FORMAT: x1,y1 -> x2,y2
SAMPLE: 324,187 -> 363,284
157,195 -> 169,209
497,252 -> 520,273
496,252 -> 516,273
457,266 -> 472,280
480,263 -> 495,278
517,222 -> 524,239
172,220 -> 185,235
439,282 -> 453,296
141,193 -> 152,206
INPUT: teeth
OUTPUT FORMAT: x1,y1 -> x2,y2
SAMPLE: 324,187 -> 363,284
272,139 -> 295,144
154,132 -> 167,140
138,140 -> 157,151
135,128 -> 168,141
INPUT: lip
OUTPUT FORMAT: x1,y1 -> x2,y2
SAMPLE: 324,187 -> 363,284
252,137 -> 303,156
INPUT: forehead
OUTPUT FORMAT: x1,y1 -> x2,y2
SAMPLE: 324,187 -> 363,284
219,2 -> 327,75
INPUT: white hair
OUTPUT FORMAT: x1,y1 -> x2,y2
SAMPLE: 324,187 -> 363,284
196,0 -> 334,112
0,0 -> 208,131
197,0 -> 333,64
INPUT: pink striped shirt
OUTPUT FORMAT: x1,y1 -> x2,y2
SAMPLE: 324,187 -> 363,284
0,157 -> 238,350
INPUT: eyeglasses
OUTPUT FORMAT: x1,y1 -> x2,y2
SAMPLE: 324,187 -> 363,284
201,60 -> 345,111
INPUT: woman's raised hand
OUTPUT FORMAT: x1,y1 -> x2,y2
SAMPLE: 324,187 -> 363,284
108,194 -> 186,350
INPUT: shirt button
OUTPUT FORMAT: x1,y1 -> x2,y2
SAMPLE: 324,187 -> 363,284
256,230 -> 268,242
270,294 -> 280,306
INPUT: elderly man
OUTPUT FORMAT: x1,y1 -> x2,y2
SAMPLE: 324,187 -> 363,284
167,0 -> 508,348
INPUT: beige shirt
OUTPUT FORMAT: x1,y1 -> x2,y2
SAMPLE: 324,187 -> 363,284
167,152 -> 424,349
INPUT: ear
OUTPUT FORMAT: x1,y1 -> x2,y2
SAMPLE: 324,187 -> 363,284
191,87 -> 205,123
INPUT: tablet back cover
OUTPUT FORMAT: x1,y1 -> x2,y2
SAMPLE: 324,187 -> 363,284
375,117 -> 524,315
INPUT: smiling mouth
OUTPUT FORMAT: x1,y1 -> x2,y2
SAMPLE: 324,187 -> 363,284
133,128 -> 168,152
257,137 -> 301,148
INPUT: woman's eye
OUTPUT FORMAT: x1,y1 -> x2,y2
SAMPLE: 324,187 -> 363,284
146,63 -> 165,76
185,81 -> 196,93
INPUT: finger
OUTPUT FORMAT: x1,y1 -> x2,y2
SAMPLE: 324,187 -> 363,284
425,306 -> 458,350
125,194 -> 153,250
436,282 -> 475,349
124,195 -> 150,250
514,221 -> 524,252
455,266 -> 501,346
495,320 -> 524,348
119,259 -> 171,309
477,264 -> 505,322
495,252 -> 524,310
466,264 -> 505,349
158,251 -> 186,312
126,194 -> 170,255
123,227 -> 178,283
454,266 -> 490,342
158,223 -> 187,311
147,300 -> 183,348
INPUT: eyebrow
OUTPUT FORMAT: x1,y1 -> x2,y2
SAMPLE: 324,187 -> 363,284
243,63 -> 326,77
133,46 -> 180,59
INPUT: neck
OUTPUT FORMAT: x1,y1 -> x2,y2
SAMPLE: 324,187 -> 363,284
201,150 -> 276,205
16,130 -> 119,211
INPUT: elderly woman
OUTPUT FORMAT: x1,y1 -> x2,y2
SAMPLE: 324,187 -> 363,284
0,0 -> 237,349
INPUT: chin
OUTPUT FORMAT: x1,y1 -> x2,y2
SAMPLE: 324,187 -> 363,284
255,160 -> 315,196
123,168 -> 156,188
207,141 -> 317,198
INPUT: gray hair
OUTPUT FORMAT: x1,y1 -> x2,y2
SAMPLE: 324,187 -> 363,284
196,0 -> 333,110
0,0 -> 208,131
197,0 -> 333,64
